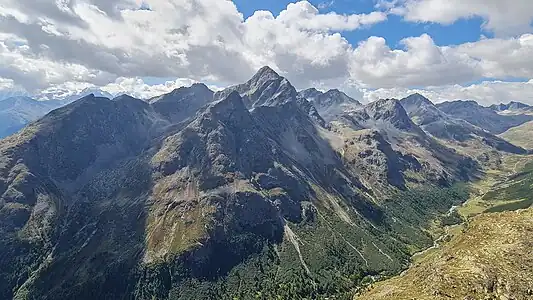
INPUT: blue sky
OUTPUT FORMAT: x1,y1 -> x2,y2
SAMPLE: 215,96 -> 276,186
233,0 -> 488,47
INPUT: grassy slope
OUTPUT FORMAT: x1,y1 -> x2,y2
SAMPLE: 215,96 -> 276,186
500,120 -> 533,149
356,150 -> 533,300
355,208 -> 533,300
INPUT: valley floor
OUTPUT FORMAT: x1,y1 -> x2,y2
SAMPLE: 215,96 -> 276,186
355,153 -> 533,300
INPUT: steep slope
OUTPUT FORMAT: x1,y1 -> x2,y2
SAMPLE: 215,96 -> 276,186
500,121 -> 533,149
401,94 -> 527,155
331,98 -> 478,192
148,83 -> 214,123
215,67 -> 325,126
299,88 -> 361,122
0,91 -> 445,300
436,100 -> 533,134
298,87 -> 323,102
0,70 -> 479,300
0,94 -> 167,300
0,97 -> 65,139
356,208 -> 533,300
214,66 -> 297,108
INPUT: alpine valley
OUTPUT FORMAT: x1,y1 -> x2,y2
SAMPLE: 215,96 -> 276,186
1,67 -> 533,300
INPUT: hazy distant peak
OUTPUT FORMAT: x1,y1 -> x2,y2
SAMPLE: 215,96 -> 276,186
400,93 -> 433,107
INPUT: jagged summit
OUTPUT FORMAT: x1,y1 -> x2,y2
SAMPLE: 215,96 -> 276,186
320,89 -> 361,106
490,101 -> 533,112
1,62 -> 529,300
400,93 -> 433,107
366,98 -> 407,117
400,94 -> 527,154
251,66 -> 282,82
364,98 -> 416,131
437,100 -> 533,134
209,90 -> 248,118
213,66 -> 298,109
150,83 -> 212,104
400,93 -> 447,126
298,88 -> 361,122
298,87 -> 323,102
299,88 -> 360,106
339,98 -> 418,133
148,83 -> 214,123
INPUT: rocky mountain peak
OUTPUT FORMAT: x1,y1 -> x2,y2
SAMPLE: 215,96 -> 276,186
400,93 -> 448,126
148,83 -> 214,123
401,93 -> 433,107
214,66 -> 298,109
251,66 -> 282,83
152,83 -> 212,103
320,89 -> 361,106
366,98 -> 404,115
490,101 -> 533,112
298,88 -> 323,102
211,91 -> 247,115
194,90 -> 254,132
297,88 -> 361,123
437,100 -> 533,134
364,98 -> 416,131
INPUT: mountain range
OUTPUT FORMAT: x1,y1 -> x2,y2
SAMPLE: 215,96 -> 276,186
0,88 -> 114,139
0,97 -> 66,138
490,101 -> 533,114
0,67 -> 532,300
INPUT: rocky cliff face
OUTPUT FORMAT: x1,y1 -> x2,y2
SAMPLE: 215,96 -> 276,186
0,68 -> 481,300
149,83 -> 214,124
332,98 -> 478,192
214,66 -> 297,108
436,100 -> 533,134
299,88 -> 361,122
401,94 -> 527,156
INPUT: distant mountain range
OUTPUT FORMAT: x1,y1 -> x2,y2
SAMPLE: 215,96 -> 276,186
0,97 -> 66,138
0,88 -> 114,139
489,101 -> 533,114
0,67 -> 532,299
436,100 -> 533,134
400,94 -> 528,155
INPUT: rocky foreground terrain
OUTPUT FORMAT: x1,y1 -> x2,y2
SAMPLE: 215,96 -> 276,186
0,67 -> 532,300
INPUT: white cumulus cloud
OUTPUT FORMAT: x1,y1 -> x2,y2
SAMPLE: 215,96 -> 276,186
380,0 -> 533,36
0,0 -> 532,104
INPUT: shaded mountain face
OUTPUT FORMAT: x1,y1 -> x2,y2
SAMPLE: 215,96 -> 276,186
0,68 -> 480,300
149,83 -> 214,123
298,87 -> 323,102
0,97 -> 66,139
400,93 -> 447,126
215,66 -> 326,126
299,88 -> 362,122
214,66 -> 297,108
401,94 -> 527,155
436,100 -> 533,134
